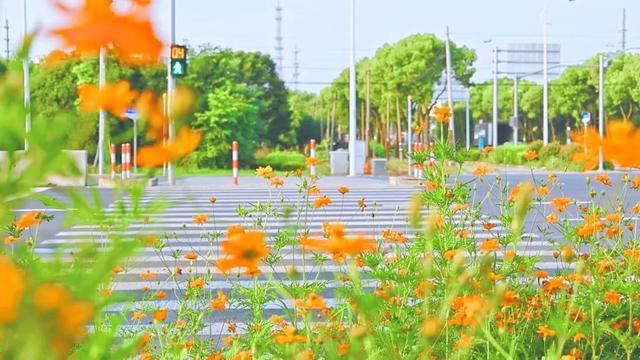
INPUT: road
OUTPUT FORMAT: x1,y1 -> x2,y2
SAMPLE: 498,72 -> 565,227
12,171 -> 640,337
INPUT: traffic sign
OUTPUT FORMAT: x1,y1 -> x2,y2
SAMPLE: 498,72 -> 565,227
170,44 -> 188,77
580,112 -> 591,124
123,108 -> 138,120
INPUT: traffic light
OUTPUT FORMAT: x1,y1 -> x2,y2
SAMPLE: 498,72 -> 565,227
170,44 -> 187,77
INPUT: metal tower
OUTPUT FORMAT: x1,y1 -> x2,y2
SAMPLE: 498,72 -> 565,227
275,1 -> 284,75
292,46 -> 300,90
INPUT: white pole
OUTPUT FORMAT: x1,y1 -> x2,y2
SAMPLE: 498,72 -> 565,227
133,118 -> 137,172
465,94 -> 470,150
23,0 -> 31,151
513,76 -> 519,145
167,0 -> 176,185
98,47 -> 106,176
445,26 -> 455,143
598,54 -> 604,171
492,47 -> 499,146
542,9 -> 549,145
348,0 -> 357,176
407,96 -> 412,176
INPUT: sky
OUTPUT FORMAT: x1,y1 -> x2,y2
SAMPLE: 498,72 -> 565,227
1,0 -> 639,93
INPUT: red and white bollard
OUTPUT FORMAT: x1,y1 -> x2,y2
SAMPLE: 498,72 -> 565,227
309,139 -> 317,177
232,141 -> 239,185
429,141 -> 435,164
110,144 -> 116,179
120,144 -> 127,180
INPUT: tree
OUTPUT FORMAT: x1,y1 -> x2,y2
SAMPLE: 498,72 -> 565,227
193,82 -> 264,168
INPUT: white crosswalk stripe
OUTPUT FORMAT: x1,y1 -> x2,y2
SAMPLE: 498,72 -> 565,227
34,185 -> 565,333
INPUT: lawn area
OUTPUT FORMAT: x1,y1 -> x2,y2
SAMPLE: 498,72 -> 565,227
175,167 -> 256,178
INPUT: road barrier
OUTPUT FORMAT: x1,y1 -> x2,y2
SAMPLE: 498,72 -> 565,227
309,139 -> 317,177
110,144 -> 116,179
112,143 -> 132,180
232,141 -> 239,185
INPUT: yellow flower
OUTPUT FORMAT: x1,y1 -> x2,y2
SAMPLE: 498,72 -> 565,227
313,195 -> 332,209
255,166 -> 274,179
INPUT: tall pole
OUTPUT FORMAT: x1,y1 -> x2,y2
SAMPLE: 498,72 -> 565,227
167,0 -> 176,185
23,0 -> 30,151
365,71 -> 371,158
465,94 -> 470,150
445,26 -> 455,143
492,47 -> 499,146
4,19 -> 9,60
542,9 -> 549,145
348,0 -> 357,176
407,96 -> 412,176
98,47 -> 106,175
598,55 -> 604,171
513,75 -> 519,145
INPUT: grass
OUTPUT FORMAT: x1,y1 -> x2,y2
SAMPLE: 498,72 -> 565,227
175,167 -> 256,178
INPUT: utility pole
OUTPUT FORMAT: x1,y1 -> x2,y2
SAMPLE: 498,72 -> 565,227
407,96 -> 412,176
98,47 -> 106,175
365,71 -> 370,158
598,55 -> 604,171
167,0 -> 176,185
348,0 -> 357,176
275,1 -> 284,76
465,94 -> 470,150
513,75 -> 519,145
23,0 -> 30,151
4,19 -> 9,59
492,47 -> 499,146
622,8 -> 627,53
542,9 -> 549,145
292,46 -> 300,90
445,26 -> 455,144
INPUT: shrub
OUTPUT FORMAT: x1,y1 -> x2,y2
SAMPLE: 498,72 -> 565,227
370,141 -> 386,158
538,142 -> 562,162
459,148 -> 481,161
255,151 -> 306,171
488,144 -> 528,165
386,158 -> 407,176
527,139 -> 544,153
559,143 -> 581,162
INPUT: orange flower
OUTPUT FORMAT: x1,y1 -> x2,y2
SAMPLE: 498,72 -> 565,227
153,290 -> 166,300
509,182 -> 535,202
537,324 -> 556,340
448,295 -> 488,327
560,245 -> 575,262
308,185 -> 321,195
139,270 -> 157,281
479,238 -> 499,253
0,257 -> 25,324
217,231 -> 269,275
15,211 -> 43,231
604,289 -> 622,305
536,270 -> 549,279
551,197 -> 571,213
184,251 -> 198,260
273,326 -> 306,344
192,214 -> 208,225
49,0 -> 163,64
300,223 -> 377,263
523,150 -> 538,161
209,196 -> 217,204
500,290 -> 519,307
537,186 -> 550,196
313,195 -> 332,209
137,127 -> 202,168
421,318 -> 442,338
434,105 -> 451,124
305,157 -> 318,166
546,213 -> 559,225
4,235 -> 18,245
255,166 -> 274,179
33,283 -> 71,313
77,81 -> 137,118
210,290 -> 228,311
294,293 -> 327,310
542,277 -> 566,294
595,174 -> 612,187
337,186 -> 350,195
357,198 -> 366,209
381,228 -> 408,243
189,277 -> 205,290
481,146 -> 494,156
131,311 -> 146,321
152,308 -> 168,322
57,301 -> 94,339
472,165 -> 490,177
632,176 -> 640,190
270,177 -> 284,187
454,333 -> 475,350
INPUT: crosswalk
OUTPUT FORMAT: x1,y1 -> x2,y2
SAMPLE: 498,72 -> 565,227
34,184 -> 565,337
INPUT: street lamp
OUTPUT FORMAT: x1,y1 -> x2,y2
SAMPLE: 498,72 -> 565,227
23,0 -> 31,151
348,0 -> 357,176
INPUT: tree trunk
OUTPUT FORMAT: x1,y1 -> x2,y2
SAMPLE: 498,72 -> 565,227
385,98 -> 391,160
396,96 -> 402,160
365,72 -> 371,158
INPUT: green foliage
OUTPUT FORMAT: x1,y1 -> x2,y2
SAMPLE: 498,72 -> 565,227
460,147 -> 481,161
527,140 -> 544,153
559,143 -> 581,162
538,142 -> 562,162
193,82 -> 264,168
370,141 -> 386,158
255,151 -> 305,171
487,144 -> 528,165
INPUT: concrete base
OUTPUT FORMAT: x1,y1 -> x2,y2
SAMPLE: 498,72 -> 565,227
92,174 -> 158,188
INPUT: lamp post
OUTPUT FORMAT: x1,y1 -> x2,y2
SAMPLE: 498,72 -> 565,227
23,0 -> 30,151
348,0 -> 357,176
